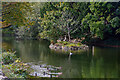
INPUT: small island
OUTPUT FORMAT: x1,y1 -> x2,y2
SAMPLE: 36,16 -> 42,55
49,39 -> 89,51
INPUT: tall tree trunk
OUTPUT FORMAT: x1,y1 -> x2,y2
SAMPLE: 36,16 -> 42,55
67,24 -> 71,41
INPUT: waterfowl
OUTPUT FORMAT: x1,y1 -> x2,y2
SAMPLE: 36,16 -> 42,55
70,52 -> 73,55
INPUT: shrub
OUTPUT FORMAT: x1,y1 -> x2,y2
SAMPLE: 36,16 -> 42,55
2,61 -> 31,78
2,51 -> 31,78
11,61 -> 30,78
2,51 -> 17,65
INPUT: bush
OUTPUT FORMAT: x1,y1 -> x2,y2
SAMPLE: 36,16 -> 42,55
2,51 -> 31,78
2,51 -> 17,65
11,61 -> 30,78
2,61 -> 31,78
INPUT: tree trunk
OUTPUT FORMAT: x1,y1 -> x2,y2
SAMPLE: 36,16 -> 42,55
67,24 -> 71,41
68,30 -> 70,41
63,35 -> 66,41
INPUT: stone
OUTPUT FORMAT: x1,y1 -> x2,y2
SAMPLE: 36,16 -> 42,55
57,46 -> 62,49
57,40 -> 61,43
63,46 -> 69,51
54,46 -> 57,49
49,44 -> 54,49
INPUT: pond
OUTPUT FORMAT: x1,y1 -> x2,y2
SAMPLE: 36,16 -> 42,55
2,37 -> 120,78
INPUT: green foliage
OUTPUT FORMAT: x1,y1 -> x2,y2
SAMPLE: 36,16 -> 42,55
38,7 -> 63,41
116,28 -> 120,34
66,43 -> 82,47
57,41 -> 81,47
2,2 -> 34,27
2,61 -> 30,78
2,2 -> 120,42
58,41 -> 69,45
2,51 -> 31,78
2,51 -> 17,64
12,62 -> 30,78
38,2 -> 89,41
2,26 -> 15,34
110,17 -> 120,28
82,2 -> 120,39
66,43 -> 76,47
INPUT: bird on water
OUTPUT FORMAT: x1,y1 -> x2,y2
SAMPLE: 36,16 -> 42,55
70,52 -> 73,56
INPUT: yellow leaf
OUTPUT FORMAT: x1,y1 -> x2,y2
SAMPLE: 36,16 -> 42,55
60,2 -> 61,7
15,59 -> 20,63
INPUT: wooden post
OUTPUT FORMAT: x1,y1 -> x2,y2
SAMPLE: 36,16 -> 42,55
35,72 -> 37,77
50,74 -> 52,78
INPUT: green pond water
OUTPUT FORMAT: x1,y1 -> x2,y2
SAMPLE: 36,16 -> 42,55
2,37 -> 120,78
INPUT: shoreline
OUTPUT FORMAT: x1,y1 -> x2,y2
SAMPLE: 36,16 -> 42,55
2,35 -> 120,48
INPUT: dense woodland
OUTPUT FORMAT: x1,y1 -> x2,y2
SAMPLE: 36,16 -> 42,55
2,2 -> 120,44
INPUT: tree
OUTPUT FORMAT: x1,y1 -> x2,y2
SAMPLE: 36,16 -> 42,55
58,10 -> 79,41
2,2 -> 34,27
37,2 -> 90,41
38,10 -> 63,41
81,2 -> 120,39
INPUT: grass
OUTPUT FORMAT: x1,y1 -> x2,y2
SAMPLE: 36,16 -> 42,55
56,41 -> 82,47
58,41 -> 69,45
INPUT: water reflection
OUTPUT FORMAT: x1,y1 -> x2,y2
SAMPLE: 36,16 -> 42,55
92,46 -> 94,56
2,37 -> 120,78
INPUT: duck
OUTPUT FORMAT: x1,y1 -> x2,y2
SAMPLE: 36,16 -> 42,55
70,52 -> 73,56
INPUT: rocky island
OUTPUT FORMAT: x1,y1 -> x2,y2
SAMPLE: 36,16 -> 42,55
49,39 -> 89,51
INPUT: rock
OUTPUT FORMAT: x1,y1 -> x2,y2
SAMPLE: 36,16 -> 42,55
57,46 -> 62,49
63,46 -> 69,51
29,64 -> 62,78
70,46 -> 74,50
54,46 -> 57,49
57,40 -> 61,43
78,47 -> 82,50
49,44 -> 54,49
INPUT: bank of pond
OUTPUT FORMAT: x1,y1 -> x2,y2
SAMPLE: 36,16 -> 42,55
2,51 -> 63,78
